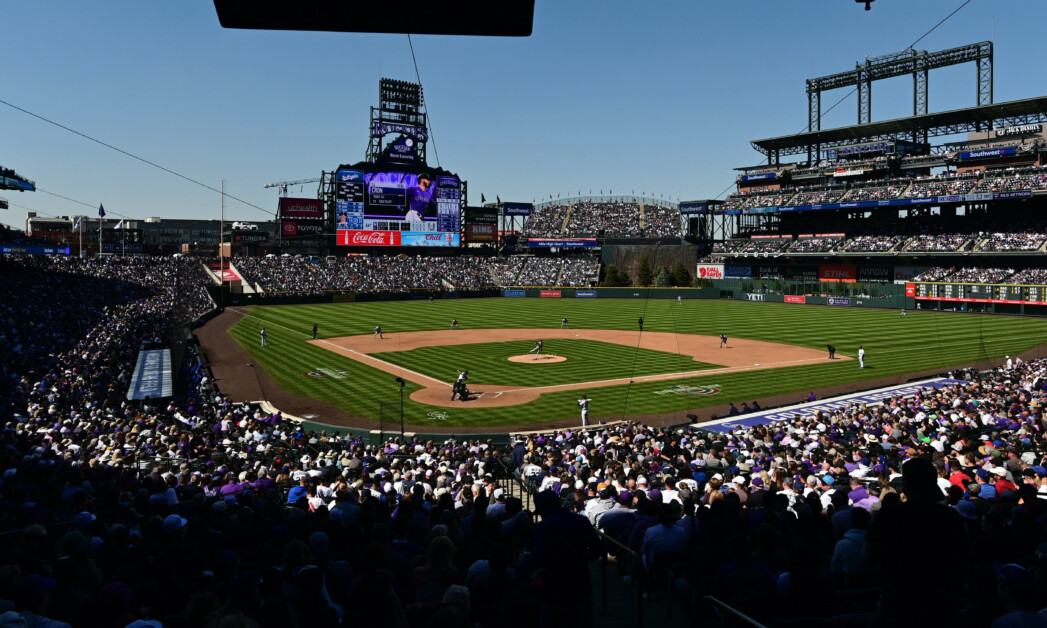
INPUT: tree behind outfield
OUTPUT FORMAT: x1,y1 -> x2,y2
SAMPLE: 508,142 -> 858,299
672,262 -> 692,287
654,267 -> 673,287
637,255 -> 653,287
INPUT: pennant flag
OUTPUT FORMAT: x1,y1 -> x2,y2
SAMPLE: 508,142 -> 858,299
496,195 -> 501,204
98,204 -> 106,218
73,218 -> 82,231
481,193 -> 486,203
114,219 -> 124,230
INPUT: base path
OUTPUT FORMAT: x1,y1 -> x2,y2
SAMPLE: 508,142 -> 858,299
311,328 -> 841,408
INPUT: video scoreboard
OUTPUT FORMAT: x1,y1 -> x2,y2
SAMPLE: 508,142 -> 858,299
910,282 -> 1047,305
335,168 -> 462,247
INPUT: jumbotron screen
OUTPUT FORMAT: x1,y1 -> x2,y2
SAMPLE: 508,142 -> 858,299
336,169 -> 461,247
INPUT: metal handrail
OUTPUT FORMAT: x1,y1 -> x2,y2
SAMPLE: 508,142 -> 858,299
701,595 -> 767,628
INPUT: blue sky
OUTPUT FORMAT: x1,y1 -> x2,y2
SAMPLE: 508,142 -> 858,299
0,0 -> 1040,228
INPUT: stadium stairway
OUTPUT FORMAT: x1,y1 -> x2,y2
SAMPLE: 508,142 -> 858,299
200,262 -> 223,285
559,204 -> 571,236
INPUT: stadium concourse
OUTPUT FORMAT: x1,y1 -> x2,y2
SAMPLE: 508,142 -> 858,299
4,252 -> 1047,626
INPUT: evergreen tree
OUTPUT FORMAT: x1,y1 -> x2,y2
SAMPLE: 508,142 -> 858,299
637,255 -> 653,287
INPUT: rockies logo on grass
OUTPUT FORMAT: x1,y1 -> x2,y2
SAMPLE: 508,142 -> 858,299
427,411 -> 448,421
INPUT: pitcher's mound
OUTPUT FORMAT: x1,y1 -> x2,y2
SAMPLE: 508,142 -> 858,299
508,354 -> 567,363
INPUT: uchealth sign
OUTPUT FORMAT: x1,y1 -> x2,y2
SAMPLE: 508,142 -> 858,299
279,197 -> 324,219
696,264 -> 725,279
785,295 -> 806,304
819,264 -> 856,283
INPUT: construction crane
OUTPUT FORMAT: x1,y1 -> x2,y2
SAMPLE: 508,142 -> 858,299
263,178 -> 322,197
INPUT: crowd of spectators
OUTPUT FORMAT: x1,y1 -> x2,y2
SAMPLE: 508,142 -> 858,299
979,232 -> 1047,253
7,252 -> 1047,626
905,233 -> 972,253
914,266 -> 1017,283
514,358 -> 1047,626
971,167 -> 1047,194
519,204 -> 568,239
907,173 -> 979,198
512,257 -> 598,288
234,255 -> 600,293
847,180 -> 909,202
711,239 -> 750,255
788,238 -> 839,254
721,191 -> 794,212
1009,268 -> 1047,285
840,235 -> 903,253
789,186 -> 848,205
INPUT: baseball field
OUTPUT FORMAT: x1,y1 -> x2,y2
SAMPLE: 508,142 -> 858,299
211,297 -> 1047,430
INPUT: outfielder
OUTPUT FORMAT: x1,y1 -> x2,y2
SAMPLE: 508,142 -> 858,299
858,345 -> 866,368
578,394 -> 590,426
260,328 -> 267,347
528,340 -> 544,360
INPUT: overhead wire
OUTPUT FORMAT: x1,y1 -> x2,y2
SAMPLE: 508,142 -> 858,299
0,97 -> 275,218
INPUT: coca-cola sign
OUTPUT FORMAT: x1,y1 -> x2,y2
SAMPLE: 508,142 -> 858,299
338,230 -> 401,246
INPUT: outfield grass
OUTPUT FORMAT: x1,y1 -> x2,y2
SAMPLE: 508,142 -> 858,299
226,297 -> 1047,428
372,339 -> 715,387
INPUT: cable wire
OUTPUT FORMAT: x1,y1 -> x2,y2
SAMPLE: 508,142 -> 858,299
0,97 -> 275,217
407,34 -> 440,168
802,0 -> 974,134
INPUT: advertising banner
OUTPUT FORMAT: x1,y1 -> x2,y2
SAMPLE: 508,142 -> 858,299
505,290 -> 526,297
279,197 -> 324,219
696,264 -> 725,279
827,297 -> 851,306
679,201 -> 709,214
339,230 -> 401,246
527,238 -> 597,248
232,232 -> 269,243
399,232 -> 460,247
724,264 -> 753,278
0,245 -> 70,255
540,290 -> 562,298
127,349 -> 172,401
857,266 -> 892,282
465,223 -> 497,243
281,221 -> 325,237
206,262 -> 242,282
960,147 -> 1016,160
756,265 -> 783,279
905,283 -> 916,297
819,264 -> 856,283
503,202 -> 533,216
746,293 -> 765,301
576,290 -> 598,298
785,295 -> 806,304
894,266 -> 930,282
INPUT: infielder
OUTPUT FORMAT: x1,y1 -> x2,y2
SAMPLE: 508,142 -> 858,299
827,344 -> 836,359
373,325 -> 384,340
719,333 -> 728,349
578,394 -> 590,426
638,317 -> 644,331
528,340 -> 544,360
451,319 -> 459,329
561,317 -> 569,329
312,323 -> 318,340
858,345 -> 865,368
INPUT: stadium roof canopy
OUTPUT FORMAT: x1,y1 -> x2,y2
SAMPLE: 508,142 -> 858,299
751,96 -> 1047,160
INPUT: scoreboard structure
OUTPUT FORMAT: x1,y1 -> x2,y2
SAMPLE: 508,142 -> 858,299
909,282 -> 1047,305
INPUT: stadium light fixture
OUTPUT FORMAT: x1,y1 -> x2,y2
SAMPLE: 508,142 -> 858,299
856,0 -> 874,10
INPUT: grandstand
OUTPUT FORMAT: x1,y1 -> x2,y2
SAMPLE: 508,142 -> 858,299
693,40 -> 1047,316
